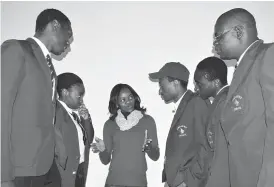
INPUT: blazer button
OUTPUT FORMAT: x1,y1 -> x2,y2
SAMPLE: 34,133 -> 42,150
72,171 -> 76,175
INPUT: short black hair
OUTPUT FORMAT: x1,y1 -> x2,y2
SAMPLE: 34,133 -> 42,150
108,83 -> 146,120
217,8 -> 257,36
167,76 -> 188,89
35,8 -> 71,33
196,56 -> 228,85
57,73 -> 83,97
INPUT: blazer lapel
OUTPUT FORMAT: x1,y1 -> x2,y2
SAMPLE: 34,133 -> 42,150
210,86 -> 229,114
58,102 -> 81,156
226,40 -> 263,103
26,38 -> 52,89
170,90 -> 193,129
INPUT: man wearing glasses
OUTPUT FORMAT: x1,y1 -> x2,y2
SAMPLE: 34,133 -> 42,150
213,8 -> 274,187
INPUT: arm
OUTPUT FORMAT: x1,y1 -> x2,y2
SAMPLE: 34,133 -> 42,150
191,98 -> 209,179
145,116 -> 160,161
257,44 -> 274,187
99,121 -> 113,165
179,98 -> 209,178
54,108 -> 68,170
1,40 -> 25,182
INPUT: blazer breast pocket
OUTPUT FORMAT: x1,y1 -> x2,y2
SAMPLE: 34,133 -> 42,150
230,94 -> 246,115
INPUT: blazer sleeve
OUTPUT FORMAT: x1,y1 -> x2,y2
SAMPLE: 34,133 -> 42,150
54,109 -> 68,170
1,40 -> 26,182
257,44 -> 274,187
179,97 -> 209,178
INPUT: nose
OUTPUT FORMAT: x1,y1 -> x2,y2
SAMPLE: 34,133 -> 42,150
158,88 -> 162,96
79,97 -> 83,104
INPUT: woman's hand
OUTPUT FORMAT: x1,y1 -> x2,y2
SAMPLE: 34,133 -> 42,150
90,137 -> 105,153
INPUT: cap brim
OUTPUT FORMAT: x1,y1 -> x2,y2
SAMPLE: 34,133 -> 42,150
149,72 -> 164,80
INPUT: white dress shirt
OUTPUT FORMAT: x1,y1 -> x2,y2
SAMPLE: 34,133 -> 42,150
59,100 -> 85,164
31,36 -> 55,101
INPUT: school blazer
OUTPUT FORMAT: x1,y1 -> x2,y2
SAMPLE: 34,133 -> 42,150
204,86 -> 230,187
162,90 -> 209,187
54,101 -> 94,187
1,38 -> 58,181
220,40 -> 274,187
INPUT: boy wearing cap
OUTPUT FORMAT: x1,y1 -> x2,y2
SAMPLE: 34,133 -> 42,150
149,62 -> 209,187
51,73 -> 94,187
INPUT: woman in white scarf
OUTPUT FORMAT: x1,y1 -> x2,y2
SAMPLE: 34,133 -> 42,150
91,83 -> 160,187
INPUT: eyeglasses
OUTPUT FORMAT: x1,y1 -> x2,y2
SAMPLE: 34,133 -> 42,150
213,26 -> 236,44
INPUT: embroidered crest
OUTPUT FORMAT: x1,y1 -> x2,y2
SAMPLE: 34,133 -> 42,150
231,95 -> 244,111
177,125 -> 187,137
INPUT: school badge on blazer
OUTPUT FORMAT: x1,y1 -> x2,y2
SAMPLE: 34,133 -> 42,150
231,94 -> 244,112
177,125 -> 188,137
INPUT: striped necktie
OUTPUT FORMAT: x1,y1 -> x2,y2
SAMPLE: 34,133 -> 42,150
46,54 -> 56,101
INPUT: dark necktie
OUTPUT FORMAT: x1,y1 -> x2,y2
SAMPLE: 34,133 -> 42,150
46,54 -> 57,101
71,112 -> 87,144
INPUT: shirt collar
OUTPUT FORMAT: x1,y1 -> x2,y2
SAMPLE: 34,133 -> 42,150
237,40 -> 260,67
216,85 -> 229,96
173,90 -> 187,113
31,36 -> 50,58
58,100 -> 79,117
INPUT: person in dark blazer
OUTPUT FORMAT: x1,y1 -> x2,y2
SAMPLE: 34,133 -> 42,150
193,57 -> 229,187
149,62 -> 209,187
1,9 -> 73,187
52,73 -> 94,187
213,8 -> 274,187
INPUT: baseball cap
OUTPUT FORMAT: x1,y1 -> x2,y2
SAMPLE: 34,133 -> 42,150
149,62 -> 190,82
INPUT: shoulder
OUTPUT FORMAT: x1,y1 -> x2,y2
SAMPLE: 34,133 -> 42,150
259,43 -> 274,74
190,94 -> 209,109
104,119 -> 116,130
142,114 -> 156,124
1,39 -> 24,54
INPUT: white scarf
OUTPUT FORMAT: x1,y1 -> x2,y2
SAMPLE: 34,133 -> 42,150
115,109 -> 144,131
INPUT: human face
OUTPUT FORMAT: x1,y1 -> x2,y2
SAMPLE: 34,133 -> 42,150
117,88 -> 136,113
213,22 -> 239,60
194,70 -> 215,100
64,84 -> 85,110
52,24 -> 73,56
158,77 -> 176,103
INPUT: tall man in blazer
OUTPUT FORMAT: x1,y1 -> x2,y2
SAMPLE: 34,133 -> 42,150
213,8 -> 274,187
194,57 -> 229,187
54,73 -> 94,187
1,9 -> 73,187
149,62 -> 209,187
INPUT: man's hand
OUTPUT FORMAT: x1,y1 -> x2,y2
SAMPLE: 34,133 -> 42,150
90,137 -> 105,153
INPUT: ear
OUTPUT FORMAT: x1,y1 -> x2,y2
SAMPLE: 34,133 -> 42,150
51,19 -> 61,32
234,25 -> 244,39
61,89 -> 69,97
173,79 -> 180,87
213,79 -> 220,87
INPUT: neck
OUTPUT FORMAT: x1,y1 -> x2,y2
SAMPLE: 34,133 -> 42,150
34,33 -> 51,52
236,37 -> 258,61
121,110 -> 131,119
174,88 -> 187,103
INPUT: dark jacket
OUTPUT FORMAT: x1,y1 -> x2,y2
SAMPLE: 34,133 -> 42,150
162,90 -> 209,187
